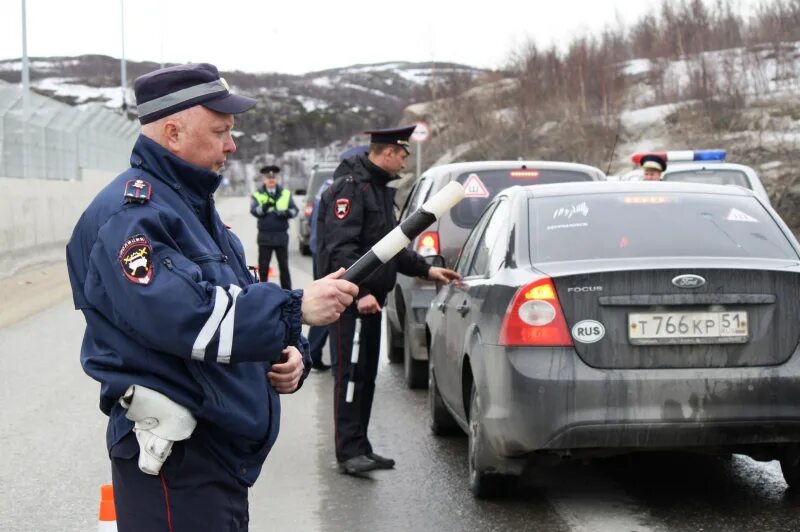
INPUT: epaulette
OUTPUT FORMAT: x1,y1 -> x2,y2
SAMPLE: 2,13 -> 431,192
124,178 -> 152,204
328,174 -> 355,193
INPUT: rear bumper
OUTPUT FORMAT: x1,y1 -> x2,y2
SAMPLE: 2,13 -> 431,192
474,344 -> 800,458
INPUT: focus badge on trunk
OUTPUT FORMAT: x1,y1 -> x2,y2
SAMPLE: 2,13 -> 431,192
672,274 -> 706,289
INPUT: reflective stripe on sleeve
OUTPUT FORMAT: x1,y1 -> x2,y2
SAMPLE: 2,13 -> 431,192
191,286 -> 230,360
216,285 -> 243,364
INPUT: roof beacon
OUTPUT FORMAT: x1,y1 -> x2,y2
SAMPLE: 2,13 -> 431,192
631,149 -> 727,166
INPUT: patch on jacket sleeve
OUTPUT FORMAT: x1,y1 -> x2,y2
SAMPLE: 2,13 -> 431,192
119,234 -> 154,285
335,198 -> 350,220
124,179 -> 152,203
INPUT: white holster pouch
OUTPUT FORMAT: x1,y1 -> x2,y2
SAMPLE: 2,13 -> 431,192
119,385 -> 197,476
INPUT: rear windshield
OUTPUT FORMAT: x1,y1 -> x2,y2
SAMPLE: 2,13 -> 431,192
530,193 -> 797,262
451,168 -> 594,228
664,169 -> 750,189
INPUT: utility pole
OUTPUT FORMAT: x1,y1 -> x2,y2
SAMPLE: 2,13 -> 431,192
120,0 -> 127,112
21,0 -> 30,178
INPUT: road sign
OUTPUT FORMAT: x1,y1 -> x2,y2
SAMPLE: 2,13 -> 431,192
411,121 -> 430,143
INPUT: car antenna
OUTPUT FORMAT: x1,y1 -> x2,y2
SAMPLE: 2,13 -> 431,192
604,120 -> 621,175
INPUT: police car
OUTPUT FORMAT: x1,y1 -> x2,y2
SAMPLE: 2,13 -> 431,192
618,150 -> 771,204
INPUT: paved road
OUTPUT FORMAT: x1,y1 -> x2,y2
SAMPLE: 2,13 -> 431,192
2,196 -> 800,531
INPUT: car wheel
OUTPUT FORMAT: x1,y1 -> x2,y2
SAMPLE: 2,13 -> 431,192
468,384 -> 517,498
388,337 -> 404,363
780,448 -> 800,487
429,365 -> 459,436
404,323 -> 428,389
387,300 -> 405,364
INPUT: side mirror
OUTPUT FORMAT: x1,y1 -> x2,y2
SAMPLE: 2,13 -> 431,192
424,254 -> 445,268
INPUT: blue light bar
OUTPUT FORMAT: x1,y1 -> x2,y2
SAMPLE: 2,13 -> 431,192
693,149 -> 726,161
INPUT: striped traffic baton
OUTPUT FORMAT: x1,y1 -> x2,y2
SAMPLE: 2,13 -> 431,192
345,317 -> 361,403
341,181 -> 465,284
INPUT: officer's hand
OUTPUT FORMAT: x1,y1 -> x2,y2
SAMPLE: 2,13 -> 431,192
301,268 -> 358,325
267,346 -> 304,393
357,294 -> 381,314
275,209 -> 288,218
427,266 -> 460,284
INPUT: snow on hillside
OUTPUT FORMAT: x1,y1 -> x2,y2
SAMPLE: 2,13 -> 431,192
621,42 -> 800,108
295,95 -> 329,112
620,102 -> 684,129
33,77 -> 132,109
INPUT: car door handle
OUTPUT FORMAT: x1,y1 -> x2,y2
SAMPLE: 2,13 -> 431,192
456,302 -> 470,316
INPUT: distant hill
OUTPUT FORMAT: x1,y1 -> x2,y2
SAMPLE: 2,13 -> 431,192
0,55 -> 488,162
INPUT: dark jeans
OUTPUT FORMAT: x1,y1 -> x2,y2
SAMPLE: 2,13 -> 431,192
110,430 -> 249,531
308,256 -> 332,366
258,244 -> 291,289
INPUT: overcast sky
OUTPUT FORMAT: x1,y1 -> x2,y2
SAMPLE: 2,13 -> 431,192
0,0 -> 746,75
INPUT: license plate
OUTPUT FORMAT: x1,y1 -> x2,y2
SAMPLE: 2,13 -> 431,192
628,311 -> 748,345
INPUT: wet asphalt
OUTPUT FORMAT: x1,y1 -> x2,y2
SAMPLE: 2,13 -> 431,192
2,196 -> 800,531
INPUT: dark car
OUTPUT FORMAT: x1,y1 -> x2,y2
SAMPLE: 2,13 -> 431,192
297,162 -> 338,255
426,181 -> 800,497
386,161 -> 606,388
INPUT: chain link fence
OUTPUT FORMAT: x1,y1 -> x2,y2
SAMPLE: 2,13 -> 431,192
0,81 -> 137,180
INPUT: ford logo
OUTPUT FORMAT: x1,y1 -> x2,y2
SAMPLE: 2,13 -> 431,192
672,274 -> 706,289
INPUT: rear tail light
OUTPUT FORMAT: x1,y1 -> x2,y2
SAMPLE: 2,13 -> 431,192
499,278 -> 573,346
416,231 -> 439,257
304,201 -> 313,218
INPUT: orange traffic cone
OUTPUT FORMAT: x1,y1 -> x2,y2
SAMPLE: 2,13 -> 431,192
268,266 -> 275,280
98,484 -> 117,531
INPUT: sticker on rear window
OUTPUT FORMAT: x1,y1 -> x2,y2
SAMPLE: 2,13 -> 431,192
463,174 -> 490,198
552,202 -> 589,220
571,320 -> 605,343
546,222 -> 589,231
727,208 -> 758,223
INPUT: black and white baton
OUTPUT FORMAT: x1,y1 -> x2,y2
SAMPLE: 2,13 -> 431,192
341,181 -> 466,284
345,317 -> 361,403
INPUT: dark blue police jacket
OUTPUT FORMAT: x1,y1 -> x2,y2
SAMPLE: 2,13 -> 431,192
66,134 -> 310,486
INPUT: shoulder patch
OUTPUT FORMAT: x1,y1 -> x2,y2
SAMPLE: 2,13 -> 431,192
119,234 -> 154,285
124,179 -> 152,204
335,198 -> 351,219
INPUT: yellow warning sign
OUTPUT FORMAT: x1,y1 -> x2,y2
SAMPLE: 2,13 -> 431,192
463,173 -> 489,198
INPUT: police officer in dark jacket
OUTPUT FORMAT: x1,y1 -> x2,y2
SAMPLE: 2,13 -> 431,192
66,63 -> 357,531
316,125 -> 459,475
250,165 -> 298,288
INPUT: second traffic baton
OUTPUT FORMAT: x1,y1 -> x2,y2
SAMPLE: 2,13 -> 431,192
345,317 -> 361,403
342,181 -> 465,284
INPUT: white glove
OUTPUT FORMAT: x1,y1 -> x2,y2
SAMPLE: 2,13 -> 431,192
119,385 -> 197,475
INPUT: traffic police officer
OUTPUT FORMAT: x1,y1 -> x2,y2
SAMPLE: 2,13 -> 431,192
250,164 -> 298,288
641,153 -> 667,181
66,63 -> 357,530
316,125 -> 459,475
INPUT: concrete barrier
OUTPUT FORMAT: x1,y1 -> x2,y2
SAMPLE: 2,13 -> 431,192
0,169 -> 114,277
